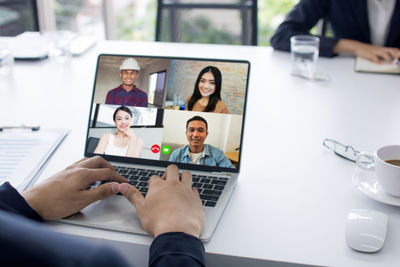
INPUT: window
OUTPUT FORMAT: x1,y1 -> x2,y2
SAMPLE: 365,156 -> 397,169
54,0 -> 104,38
156,0 -> 257,45
38,0 -> 306,45
91,104 -> 159,127
258,0 -> 299,46
113,0 -> 156,41
148,71 -> 167,107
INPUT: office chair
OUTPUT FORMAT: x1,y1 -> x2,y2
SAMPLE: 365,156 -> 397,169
86,137 -> 100,154
155,0 -> 257,46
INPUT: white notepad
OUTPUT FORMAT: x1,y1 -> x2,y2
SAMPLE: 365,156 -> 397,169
355,57 -> 400,74
0,128 -> 69,191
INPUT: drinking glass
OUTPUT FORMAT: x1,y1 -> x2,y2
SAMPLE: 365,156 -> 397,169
290,35 -> 320,79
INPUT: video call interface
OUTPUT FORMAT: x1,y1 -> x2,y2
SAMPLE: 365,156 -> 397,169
86,54 -> 249,171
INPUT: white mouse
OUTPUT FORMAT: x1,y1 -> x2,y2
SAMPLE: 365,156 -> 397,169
345,209 -> 388,253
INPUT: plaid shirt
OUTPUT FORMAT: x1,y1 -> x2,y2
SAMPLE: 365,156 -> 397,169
105,85 -> 148,107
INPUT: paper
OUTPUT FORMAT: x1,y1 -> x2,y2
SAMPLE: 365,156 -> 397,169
355,57 -> 400,74
0,128 -> 69,191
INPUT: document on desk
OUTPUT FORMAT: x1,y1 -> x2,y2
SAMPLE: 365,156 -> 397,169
355,57 -> 400,74
0,128 -> 69,191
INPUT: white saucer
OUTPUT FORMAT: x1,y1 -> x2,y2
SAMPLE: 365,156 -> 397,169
352,168 -> 400,206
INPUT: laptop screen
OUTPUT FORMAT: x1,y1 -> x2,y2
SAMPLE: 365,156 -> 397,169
85,54 -> 250,173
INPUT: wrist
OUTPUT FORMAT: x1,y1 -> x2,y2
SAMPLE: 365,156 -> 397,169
153,221 -> 201,239
333,39 -> 364,55
21,190 -> 45,220
154,229 -> 200,239
0,182 -> 43,221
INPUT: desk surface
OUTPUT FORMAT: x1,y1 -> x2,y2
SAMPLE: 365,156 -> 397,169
1,40 -> 400,267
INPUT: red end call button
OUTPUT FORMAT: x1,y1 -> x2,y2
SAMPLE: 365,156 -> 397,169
151,144 -> 160,153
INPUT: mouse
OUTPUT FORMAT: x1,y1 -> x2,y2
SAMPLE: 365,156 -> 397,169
345,209 -> 388,253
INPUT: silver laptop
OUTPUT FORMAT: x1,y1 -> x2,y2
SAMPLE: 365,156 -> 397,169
62,54 -> 250,241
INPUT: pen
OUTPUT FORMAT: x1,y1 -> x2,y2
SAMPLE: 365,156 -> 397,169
0,125 -> 40,131
393,58 -> 399,65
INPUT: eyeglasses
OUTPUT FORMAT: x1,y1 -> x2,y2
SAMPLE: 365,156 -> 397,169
323,138 -> 360,162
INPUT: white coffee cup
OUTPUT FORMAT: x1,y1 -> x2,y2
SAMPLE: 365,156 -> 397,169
356,145 -> 400,197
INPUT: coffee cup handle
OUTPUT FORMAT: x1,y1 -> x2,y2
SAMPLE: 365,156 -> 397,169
355,152 -> 375,171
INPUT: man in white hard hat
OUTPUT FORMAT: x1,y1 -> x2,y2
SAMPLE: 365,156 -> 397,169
105,58 -> 148,107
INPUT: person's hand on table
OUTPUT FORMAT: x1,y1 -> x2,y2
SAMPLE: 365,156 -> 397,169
394,51 -> 400,66
119,165 -> 205,238
22,156 -> 127,220
354,43 -> 400,64
334,39 -> 400,64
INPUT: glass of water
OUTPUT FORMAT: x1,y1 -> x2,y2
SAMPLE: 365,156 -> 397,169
0,43 -> 14,77
290,35 -> 320,79
45,31 -> 76,63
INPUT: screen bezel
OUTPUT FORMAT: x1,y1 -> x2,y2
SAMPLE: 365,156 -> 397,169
84,53 -> 250,174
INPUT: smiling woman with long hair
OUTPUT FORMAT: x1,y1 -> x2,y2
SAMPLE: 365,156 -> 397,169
94,106 -> 143,157
186,66 -> 230,113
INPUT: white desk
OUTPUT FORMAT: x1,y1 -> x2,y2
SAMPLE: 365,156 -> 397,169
1,41 -> 400,267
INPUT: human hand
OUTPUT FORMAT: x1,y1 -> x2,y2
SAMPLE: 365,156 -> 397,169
22,156 -> 127,220
118,165 -> 204,238
394,51 -> 400,66
124,128 -> 136,139
334,39 -> 400,64
354,43 -> 399,64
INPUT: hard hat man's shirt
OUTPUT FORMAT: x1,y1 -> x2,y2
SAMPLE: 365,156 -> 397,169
105,85 -> 148,107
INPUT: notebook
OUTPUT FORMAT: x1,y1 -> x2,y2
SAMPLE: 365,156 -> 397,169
355,57 -> 400,75
62,54 -> 250,241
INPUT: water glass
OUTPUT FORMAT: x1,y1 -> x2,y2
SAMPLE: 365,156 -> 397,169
290,35 -> 320,79
0,44 -> 14,77
45,31 -> 75,63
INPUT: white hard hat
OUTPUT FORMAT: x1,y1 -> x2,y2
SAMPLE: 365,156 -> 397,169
120,58 -> 140,71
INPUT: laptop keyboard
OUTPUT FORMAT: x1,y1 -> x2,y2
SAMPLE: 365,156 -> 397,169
112,165 -> 227,207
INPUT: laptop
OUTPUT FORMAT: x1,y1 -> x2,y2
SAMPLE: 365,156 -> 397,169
62,54 -> 250,241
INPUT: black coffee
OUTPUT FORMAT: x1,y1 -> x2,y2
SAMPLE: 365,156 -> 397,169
385,159 -> 400,167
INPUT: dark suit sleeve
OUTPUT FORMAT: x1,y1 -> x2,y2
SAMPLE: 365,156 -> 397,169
149,232 -> 205,267
0,182 -> 205,267
0,182 -> 42,221
0,182 -> 130,266
0,210 -> 130,267
270,0 -> 339,57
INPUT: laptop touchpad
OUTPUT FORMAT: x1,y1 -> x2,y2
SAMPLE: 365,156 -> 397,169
62,195 -> 147,235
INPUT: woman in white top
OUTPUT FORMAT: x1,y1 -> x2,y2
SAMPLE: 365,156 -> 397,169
94,106 -> 143,157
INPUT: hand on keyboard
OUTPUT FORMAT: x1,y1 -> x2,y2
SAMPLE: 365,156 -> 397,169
118,165 -> 205,238
21,156 -> 127,220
